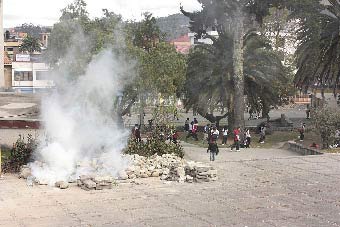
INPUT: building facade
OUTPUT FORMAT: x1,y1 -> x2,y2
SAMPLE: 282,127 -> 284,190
11,54 -> 54,93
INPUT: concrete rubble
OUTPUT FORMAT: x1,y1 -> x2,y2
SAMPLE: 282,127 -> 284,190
18,154 -> 217,190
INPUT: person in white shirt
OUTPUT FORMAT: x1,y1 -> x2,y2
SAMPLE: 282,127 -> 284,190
244,128 -> 251,148
222,126 -> 228,145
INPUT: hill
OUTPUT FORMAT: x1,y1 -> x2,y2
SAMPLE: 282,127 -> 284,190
156,13 -> 190,41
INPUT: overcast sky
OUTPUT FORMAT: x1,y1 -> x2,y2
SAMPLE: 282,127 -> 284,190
3,0 -> 202,28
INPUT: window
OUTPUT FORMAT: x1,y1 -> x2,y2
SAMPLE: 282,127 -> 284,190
7,47 -> 13,51
14,71 -> 33,81
36,71 -> 50,80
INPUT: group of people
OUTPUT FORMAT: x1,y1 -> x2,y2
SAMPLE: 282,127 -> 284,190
203,125 -> 253,161
132,124 -> 179,144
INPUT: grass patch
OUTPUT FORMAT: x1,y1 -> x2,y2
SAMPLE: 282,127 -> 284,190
179,131 -> 320,149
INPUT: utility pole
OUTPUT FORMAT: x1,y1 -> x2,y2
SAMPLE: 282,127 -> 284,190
0,0 -> 4,89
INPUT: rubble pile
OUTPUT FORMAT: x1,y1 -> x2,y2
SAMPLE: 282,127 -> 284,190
18,154 -> 217,190
125,154 -> 218,183
77,175 -> 114,191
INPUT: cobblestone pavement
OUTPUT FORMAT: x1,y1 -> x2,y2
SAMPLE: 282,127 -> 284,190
1,145 -> 340,227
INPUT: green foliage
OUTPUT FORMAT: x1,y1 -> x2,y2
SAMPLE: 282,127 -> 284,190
60,0 -> 89,22
312,107 -> 340,149
125,104 -> 184,158
184,31 -> 289,121
132,12 -> 165,51
125,130 -> 184,158
14,23 -> 48,39
156,13 -> 190,41
19,36 -> 42,53
47,4 -> 186,119
293,0 -> 340,91
139,42 -> 187,97
2,135 -> 38,173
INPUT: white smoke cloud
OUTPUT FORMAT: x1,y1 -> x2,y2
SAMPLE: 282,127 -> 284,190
30,49 -> 132,185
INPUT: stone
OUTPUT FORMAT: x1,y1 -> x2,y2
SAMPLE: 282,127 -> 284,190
151,171 -> 160,177
196,166 -> 211,173
82,179 -> 96,189
186,175 -> 194,183
160,174 -> 168,181
19,167 -> 31,179
94,176 -> 114,183
36,179 -> 49,185
128,173 -> 136,179
55,181 -> 69,189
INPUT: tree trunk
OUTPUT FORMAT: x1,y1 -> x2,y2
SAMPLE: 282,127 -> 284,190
139,93 -> 145,131
232,10 -> 245,129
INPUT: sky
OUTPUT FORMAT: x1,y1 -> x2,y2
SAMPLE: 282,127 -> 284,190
3,0 -> 202,28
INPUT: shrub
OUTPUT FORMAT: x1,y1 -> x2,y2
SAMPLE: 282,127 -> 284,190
312,107 -> 340,149
124,129 -> 184,158
1,134 -> 38,173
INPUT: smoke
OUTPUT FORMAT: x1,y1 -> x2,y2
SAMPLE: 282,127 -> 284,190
29,47 -> 133,185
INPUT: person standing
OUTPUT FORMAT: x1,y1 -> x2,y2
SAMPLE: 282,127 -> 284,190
203,124 -> 210,144
231,127 -> 240,152
134,124 -> 141,142
186,121 -> 194,140
172,130 -> 179,144
245,128 -> 251,148
209,126 -> 219,161
192,120 -> 199,141
299,123 -> 306,141
184,118 -> 190,132
222,126 -> 228,145
259,125 -> 266,144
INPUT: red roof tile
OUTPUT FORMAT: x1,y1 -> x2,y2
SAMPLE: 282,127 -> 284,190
171,34 -> 190,43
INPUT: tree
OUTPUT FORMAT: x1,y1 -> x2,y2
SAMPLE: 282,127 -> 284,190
14,23 -> 44,39
127,13 -> 186,127
184,31 -> 288,127
294,0 -> 340,92
182,0 -> 284,129
19,36 -> 41,53
46,2 -> 186,125
312,107 -> 340,149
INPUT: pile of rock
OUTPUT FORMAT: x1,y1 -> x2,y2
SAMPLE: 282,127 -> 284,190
18,153 -> 218,190
77,175 -> 114,191
125,154 -> 217,183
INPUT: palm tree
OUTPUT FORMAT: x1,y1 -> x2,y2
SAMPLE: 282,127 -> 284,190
295,0 -> 340,92
181,0 -> 284,128
184,31 -> 287,127
19,36 -> 41,54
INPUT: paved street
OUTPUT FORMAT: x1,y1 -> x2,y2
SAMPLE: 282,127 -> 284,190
1,144 -> 340,227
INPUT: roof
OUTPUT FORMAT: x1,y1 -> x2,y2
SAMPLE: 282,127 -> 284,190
171,34 -> 190,43
4,52 -> 12,65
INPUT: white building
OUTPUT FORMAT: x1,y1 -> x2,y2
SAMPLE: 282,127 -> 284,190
188,31 -> 219,45
12,54 -> 54,93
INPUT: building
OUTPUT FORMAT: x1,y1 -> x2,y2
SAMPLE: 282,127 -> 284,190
11,54 -> 54,93
170,34 -> 191,54
4,40 -> 21,60
171,31 -> 219,54
188,31 -> 219,45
